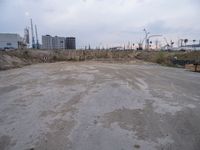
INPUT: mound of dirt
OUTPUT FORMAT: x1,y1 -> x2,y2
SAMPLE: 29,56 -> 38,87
0,53 -> 28,70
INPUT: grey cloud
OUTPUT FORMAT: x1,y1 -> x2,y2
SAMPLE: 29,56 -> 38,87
146,20 -> 171,34
0,0 -> 199,48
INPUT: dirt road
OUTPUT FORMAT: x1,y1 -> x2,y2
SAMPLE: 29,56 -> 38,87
0,62 -> 200,150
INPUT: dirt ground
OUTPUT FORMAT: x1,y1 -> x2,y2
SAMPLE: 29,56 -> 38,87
0,62 -> 200,150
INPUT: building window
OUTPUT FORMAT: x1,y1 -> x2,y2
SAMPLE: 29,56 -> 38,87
7,43 -> 12,46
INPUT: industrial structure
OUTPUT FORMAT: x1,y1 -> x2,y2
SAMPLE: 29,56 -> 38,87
24,27 -> 30,46
0,33 -> 24,50
42,35 -> 76,50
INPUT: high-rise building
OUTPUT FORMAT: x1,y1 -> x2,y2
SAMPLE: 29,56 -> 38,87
66,37 -> 76,49
42,35 -> 53,49
0,33 -> 23,50
42,35 -> 76,50
52,36 -> 66,49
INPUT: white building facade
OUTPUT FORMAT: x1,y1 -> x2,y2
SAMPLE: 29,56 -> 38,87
42,35 -> 53,49
52,36 -> 65,49
0,33 -> 23,49
42,35 -> 66,49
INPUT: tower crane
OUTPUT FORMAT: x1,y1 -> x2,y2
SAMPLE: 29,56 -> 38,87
35,25 -> 39,49
30,19 -> 35,49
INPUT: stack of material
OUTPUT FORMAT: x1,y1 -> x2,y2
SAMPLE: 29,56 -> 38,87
185,64 -> 200,72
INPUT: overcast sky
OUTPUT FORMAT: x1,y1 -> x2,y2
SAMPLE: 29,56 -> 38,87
0,0 -> 199,48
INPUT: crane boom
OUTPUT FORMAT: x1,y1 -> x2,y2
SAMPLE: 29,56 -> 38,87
30,19 -> 35,49
35,25 -> 39,49
148,35 -> 162,39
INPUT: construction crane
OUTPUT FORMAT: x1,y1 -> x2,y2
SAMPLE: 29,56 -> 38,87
143,29 -> 150,50
30,19 -> 35,49
162,37 -> 171,50
24,27 -> 30,45
142,29 -> 162,50
35,25 -> 39,49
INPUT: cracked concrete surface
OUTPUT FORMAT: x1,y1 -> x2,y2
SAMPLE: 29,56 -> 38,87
0,62 -> 200,150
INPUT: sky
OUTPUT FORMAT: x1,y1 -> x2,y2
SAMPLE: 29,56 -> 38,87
0,0 -> 199,48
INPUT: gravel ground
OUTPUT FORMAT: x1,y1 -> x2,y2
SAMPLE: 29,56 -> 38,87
0,62 -> 200,150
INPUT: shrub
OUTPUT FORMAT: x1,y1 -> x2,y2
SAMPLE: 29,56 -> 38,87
155,52 -> 165,64
23,50 -> 29,58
